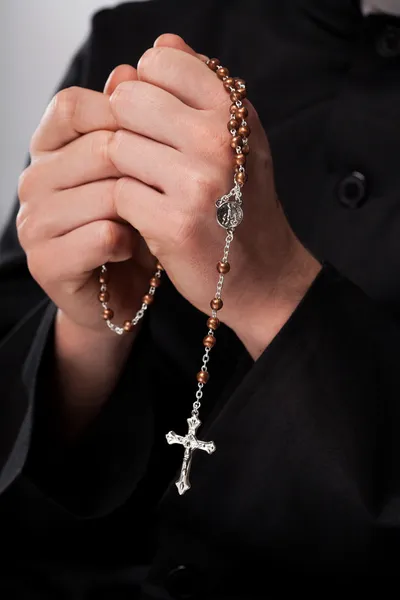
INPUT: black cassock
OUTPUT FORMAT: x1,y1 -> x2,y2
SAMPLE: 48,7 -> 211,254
2,1 -> 400,597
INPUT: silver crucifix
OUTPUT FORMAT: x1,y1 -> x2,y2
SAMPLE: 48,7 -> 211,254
166,415 -> 216,495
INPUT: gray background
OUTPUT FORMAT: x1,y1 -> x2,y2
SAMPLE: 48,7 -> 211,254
0,0 -> 143,231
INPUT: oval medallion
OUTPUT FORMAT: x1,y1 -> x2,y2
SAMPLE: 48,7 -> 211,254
216,201 -> 243,230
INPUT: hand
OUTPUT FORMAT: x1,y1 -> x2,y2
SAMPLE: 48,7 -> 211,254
17,65 -> 156,337
109,35 -> 321,359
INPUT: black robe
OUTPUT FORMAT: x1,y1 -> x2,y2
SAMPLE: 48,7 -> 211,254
1,1 -> 400,597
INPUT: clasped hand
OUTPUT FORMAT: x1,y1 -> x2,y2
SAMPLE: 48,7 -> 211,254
17,34 -> 319,360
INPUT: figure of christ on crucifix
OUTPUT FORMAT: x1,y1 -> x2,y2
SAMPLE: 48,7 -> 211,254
166,415 -> 216,495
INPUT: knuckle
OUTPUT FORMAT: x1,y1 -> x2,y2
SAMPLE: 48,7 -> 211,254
18,165 -> 37,202
97,220 -> 118,257
112,176 -> 128,212
107,129 -> 125,166
110,80 -> 136,116
52,86 -> 80,123
186,168 -> 221,209
26,250 -> 44,286
90,130 -> 115,166
16,210 -> 41,249
137,46 -> 164,79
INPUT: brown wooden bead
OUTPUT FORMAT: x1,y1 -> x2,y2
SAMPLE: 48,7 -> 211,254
217,67 -> 229,79
98,291 -> 109,303
103,308 -> 114,320
217,261 -> 231,274
230,135 -> 243,149
150,277 -> 161,288
238,125 -> 251,138
208,58 -> 220,71
124,320 -> 134,332
230,91 -> 242,103
143,294 -> 154,305
237,106 -> 248,120
203,335 -> 216,349
99,272 -> 109,284
197,371 -> 209,384
156,262 -> 164,271
230,103 -> 238,115
242,144 -> 250,155
236,171 -> 247,185
223,77 -> 235,90
235,153 -> 246,167
228,119 -> 239,131
207,317 -> 220,330
211,297 -> 223,311
235,78 -> 246,90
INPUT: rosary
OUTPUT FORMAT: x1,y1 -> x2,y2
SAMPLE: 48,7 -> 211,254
98,57 -> 249,495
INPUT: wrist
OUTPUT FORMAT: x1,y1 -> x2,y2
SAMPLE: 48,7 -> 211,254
228,246 -> 321,361
53,310 -> 139,439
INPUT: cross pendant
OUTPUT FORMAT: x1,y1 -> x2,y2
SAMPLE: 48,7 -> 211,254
166,415 -> 216,495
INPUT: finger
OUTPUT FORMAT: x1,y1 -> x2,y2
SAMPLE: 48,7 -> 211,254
153,33 -> 209,62
114,174 -> 216,256
109,129 -> 194,195
17,179 -> 123,246
27,130 -> 121,192
31,87 -> 118,155
29,220 -> 137,285
110,80 -> 201,151
104,64 -> 138,95
114,176 -> 170,245
137,46 -> 226,110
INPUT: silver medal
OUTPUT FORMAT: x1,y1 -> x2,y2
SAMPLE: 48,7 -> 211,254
216,201 -> 244,230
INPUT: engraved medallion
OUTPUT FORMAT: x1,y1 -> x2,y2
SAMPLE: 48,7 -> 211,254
216,201 -> 244,230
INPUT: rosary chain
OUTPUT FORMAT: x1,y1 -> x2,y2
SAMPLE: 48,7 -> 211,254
98,262 -> 164,334
98,56 -> 250,492
189,58 -> 250,422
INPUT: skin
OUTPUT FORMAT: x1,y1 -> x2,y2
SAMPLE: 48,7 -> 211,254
16,34 -> 320,439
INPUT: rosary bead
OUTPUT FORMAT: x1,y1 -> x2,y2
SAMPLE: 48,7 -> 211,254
238,125 -> 251,138
208,58 -> 220,71
197,371 -> 210,384
217,66 -> 229,79
230,135 -> 243,149
98,291 -> 109,303
237,106 -> 248,120
210,297 -> 223,311
203,335 -> 216,349
242,144 -> 250,155
228,119 -> 239,131
230,91 -> 242,103
143,294 -> 154,305
235,78 -> 246,90
150,277 -> 161,288
156,262 -> 164,271
230,103 -> 238,115
224,77 -> 235,90
103,308 -> 114,320
236,171 -> 247,185
124,320 -> 134,332
99,272 -> 109,284
235,154 -> 246,167
217,261 -> 231,274
207,317 -> 220,330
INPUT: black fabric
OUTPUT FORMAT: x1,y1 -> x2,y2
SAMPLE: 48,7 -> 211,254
1,1 -> 400,597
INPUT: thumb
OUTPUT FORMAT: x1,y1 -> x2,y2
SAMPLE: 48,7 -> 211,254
153,33 -> 209,62
104,64 -> 138,95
